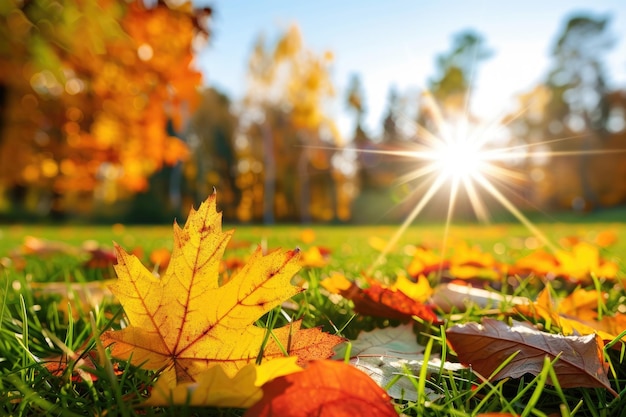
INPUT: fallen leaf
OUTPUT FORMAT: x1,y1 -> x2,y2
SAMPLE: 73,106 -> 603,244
392,275 -> 433,303
83,247 -> 118,271
514,285 -> 625,344
30,280 -> 115,318
368,236 -> 390,252
340,279 -> 439,323
300,246 -> 329,268
446,318 -> 616,395
334,324 -> 464,401
299,228 -> 316,244
146,357 -> 302,408
407,247 -> 446,278
349,356 -> 437,402
511,250 -> 559,279
244,360 -> 398,417
101,194 -> 343,387
320,273 -> 353,294
44,350 -> 106,383
149,247 -> 171,271
432,282 -> 529,313
594,229 -> 618,248
19,236 -> 79,257
334,324 -> 423,361
555,242 -> 618,282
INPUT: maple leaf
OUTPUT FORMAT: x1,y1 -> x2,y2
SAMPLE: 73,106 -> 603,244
244,360 -> 398,417
101,194 -> 343,386
446,318 -> 616,396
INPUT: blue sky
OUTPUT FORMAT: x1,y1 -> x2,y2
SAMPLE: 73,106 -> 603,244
194,0 -> 626,139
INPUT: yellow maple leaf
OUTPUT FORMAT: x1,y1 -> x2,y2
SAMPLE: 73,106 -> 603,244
146,357 -> 302,408
101,194 -> 343,387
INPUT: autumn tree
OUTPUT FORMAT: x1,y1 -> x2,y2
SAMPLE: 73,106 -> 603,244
507,13 -> 624,210
239,24 -> 343,222
0,0 -> 209,217
544,13 -> 614,210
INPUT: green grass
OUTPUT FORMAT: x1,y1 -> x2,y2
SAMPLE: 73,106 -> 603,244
1,221 -> 626,416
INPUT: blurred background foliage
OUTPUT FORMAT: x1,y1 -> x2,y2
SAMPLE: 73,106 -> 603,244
0,1 -> 625,223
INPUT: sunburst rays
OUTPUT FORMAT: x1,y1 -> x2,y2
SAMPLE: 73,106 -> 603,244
365,97 -> 626,274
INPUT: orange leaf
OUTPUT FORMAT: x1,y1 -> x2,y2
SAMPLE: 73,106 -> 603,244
149,247 -> 171,270
446,318 -> 616,395
320,273 -> 352,294
101,194 -> 343,387
300,246 -> 329,268
44,349 -> 120,383
594,229 -> 618,248
340,280 -> 439,323
244,360 -> 398,417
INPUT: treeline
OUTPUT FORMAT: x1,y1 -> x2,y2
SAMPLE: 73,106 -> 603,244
1,2 -> 625,223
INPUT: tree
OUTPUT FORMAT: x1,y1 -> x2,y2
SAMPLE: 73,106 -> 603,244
0,0 -> 210,217
427,29 -> 492,116
346,73 -> 367,138
543,13 -> 614,210
240,24 -> 341,222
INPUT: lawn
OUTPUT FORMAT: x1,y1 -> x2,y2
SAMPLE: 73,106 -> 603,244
1,214 -> 626,416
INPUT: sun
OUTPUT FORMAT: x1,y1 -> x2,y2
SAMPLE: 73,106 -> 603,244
366,103 -> 559,273
430,128 -> 487,182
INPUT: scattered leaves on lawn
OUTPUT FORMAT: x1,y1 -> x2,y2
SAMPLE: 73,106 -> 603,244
244,360 -> 398,417
514,284 -> 626,344
101,194 -> 343,389
446,318 -> 616,396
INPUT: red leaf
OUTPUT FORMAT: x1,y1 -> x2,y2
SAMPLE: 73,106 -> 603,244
446,318 -> 616,396
340,281 -> 439,323
244,360 -> 398,417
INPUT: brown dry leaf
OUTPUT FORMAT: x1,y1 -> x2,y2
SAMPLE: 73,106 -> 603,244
30,280 -> 115,318
446,318 -> 616,396
101,194 -> 343,387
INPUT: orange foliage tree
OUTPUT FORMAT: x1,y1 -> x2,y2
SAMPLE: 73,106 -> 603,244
0,0 -> 209,215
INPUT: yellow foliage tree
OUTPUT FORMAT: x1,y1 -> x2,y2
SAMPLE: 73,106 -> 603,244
239,24 -> 347,222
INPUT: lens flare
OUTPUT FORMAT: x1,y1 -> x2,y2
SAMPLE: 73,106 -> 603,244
434,139 -> 486,181
361,96 -> 626,275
